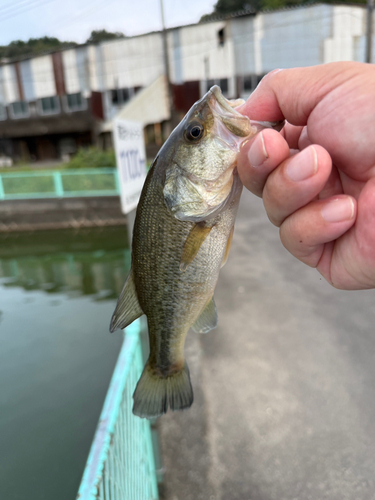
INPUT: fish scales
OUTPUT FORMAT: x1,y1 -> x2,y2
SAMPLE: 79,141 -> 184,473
133,163 -> 240,371
110,85 -> 282,418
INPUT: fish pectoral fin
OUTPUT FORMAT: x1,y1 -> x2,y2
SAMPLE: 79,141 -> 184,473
180,223 -> 213,272
109,269 -> 143,332
192,296 -> 218,334
221,225 -> 234,268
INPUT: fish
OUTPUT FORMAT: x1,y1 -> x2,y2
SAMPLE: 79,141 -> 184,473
110,86 -> 283,419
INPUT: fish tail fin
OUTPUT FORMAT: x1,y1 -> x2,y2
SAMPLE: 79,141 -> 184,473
132,361 -> 193,419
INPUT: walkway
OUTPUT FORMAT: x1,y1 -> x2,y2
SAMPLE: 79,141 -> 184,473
159,189 -> 375,500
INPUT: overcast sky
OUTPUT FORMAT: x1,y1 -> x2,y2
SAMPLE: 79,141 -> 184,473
0,0 -> 217,45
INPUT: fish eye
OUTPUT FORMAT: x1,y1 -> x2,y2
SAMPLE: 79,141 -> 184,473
185,122 -> 204,142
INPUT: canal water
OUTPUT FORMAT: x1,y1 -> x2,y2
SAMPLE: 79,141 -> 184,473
0,227 -> 130,500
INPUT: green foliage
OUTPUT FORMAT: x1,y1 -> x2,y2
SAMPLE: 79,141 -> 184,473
1,175 -> 54,195
86,30 -> 125,44
214,0 -> 256,14
0,30 -> 125,61
65,147 -> 116,169
201,0 -> 366,18
62,173 -> 116,192
0,36 -> 77,60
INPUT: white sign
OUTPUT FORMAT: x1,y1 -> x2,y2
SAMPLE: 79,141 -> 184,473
113,118 -> 147,214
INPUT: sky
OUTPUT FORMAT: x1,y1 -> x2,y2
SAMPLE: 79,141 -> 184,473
0,0 -> 218,46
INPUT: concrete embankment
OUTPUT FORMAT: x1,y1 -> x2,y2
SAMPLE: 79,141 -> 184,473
0,196 -> 126,232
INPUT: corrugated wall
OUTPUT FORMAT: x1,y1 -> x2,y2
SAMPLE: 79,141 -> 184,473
101,33 -> 164,89
30,55 -> 56,98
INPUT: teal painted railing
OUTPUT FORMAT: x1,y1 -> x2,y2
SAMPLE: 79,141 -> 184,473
0,168 -> 120,200
77,319 -> 159,500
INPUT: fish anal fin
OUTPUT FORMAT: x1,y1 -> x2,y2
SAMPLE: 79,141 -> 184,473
192,296 -> 218,333
109,269 -> 143,332
180,223 -> 213,272
133,361 -> 193,419
221,225 -> 234,268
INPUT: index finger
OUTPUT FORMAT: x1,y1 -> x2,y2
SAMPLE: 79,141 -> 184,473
236,62 -> 366,126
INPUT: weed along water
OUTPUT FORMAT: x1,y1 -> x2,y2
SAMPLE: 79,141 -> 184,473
0,226 -> 130,500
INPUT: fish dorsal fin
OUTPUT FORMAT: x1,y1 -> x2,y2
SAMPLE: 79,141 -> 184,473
180,223 -> 213,272
110,269 -> 143,332
221,225 -> 234,268
192,296 -> 218,333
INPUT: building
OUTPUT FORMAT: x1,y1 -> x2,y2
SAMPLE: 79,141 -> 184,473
0,3 -> 372,163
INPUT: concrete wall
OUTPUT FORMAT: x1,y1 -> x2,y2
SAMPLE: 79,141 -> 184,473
0,196 -> 126,232
169,21 -> 236,96
30,55 -> 56,98
323,5 -> 366,63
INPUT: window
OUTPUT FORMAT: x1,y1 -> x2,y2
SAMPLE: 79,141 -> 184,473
39,96 -> 60,115
219,78 -> 228,93
256,74 -> 266,86
243,76 -> 253,92
10,101 -> 29,119
0,103 -> 6,120
217,28 -> 225,47
206,79 -> 215,92
206,78 -> 228,94
242,74 -> 266,93
111,87 -> 131,106
65,92 -> 86,112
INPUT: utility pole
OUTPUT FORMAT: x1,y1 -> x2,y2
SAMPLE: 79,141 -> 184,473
366,0 -> 374,63
159,0 -> 177,129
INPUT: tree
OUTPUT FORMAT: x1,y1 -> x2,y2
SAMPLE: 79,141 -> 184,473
85,30 -> 125,44
0,36 -> 77,60
201,0 -> 366,18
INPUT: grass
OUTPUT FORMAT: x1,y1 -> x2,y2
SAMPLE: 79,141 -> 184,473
0,170 -> 118,197
2,175 -> 55,195
62,172 -> 117,192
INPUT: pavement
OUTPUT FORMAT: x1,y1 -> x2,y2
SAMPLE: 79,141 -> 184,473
159,189 -> 375,500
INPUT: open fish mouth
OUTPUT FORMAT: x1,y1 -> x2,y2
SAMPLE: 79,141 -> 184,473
208,86 -> 253,144
209,85 -> 246,114
209,85 -> 285,136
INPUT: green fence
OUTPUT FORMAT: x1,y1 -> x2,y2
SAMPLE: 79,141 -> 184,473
77,319 -> 159,500
0,168 -> 119,200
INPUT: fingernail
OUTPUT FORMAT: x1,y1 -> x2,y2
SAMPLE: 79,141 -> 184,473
286,146 -> 318,182
321,197 -> 355,222
248,132 -> 268,167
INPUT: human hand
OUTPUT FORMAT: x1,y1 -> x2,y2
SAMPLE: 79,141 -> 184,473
237,62 -> 375,290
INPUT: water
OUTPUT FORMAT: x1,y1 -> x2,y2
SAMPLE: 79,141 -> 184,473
0,227 -> 130,500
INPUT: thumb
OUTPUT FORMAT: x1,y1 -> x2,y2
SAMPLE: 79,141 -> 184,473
236,62 -> 367,126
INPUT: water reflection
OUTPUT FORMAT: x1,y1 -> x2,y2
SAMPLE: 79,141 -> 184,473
0,226 -> 130,500
0,227 -> 130,299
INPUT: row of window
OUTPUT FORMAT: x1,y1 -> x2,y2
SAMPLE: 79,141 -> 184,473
0,93 -> 86,121
242,74 -> 266,93
206,78 -> 229,93
110,86 -> 141,106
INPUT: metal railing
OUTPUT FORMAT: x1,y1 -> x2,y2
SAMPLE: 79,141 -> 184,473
77,319 -> 159,500
0,168 -> 120,200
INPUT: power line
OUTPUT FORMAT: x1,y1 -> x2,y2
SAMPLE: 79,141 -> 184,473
0,0 -> 60,23
0,8 -> 369,101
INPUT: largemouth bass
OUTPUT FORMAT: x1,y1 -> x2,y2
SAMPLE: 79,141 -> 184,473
110,86 -> 281,419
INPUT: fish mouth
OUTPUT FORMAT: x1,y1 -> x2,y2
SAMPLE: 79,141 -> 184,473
208,86 -> 253,141
209,85 -> 245,115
